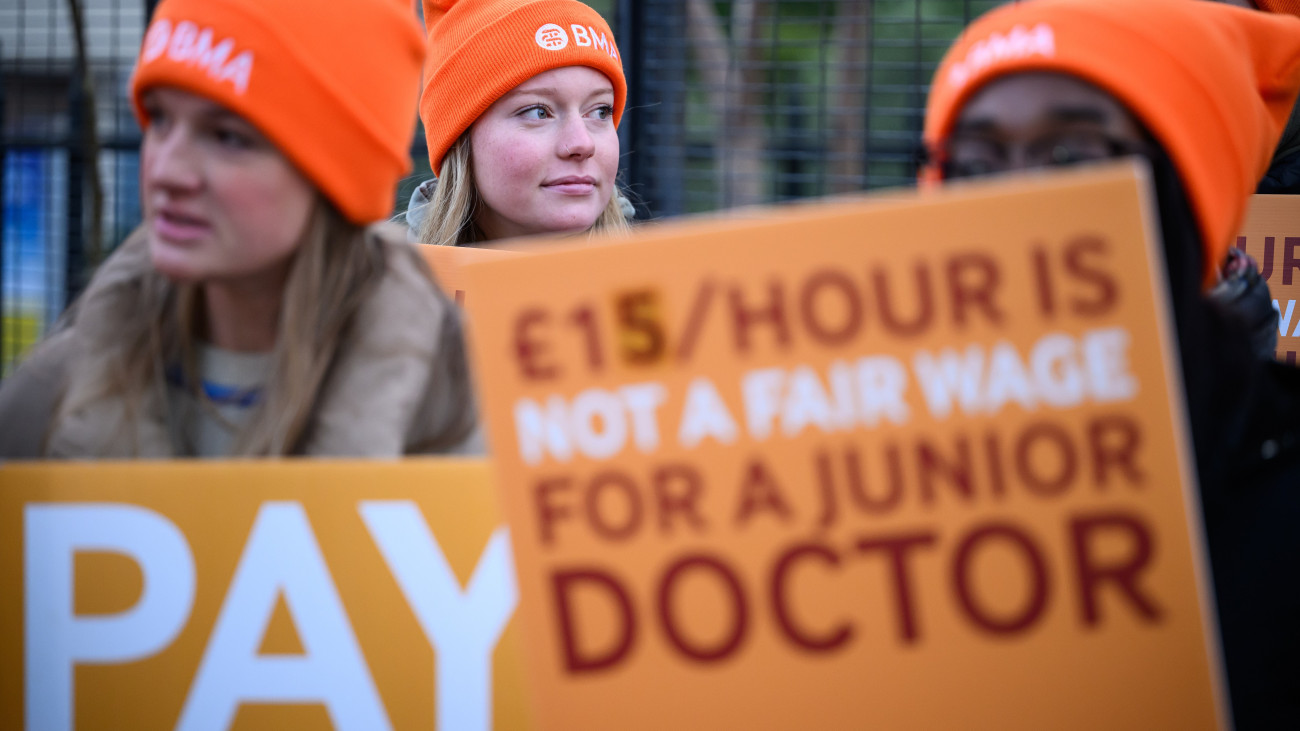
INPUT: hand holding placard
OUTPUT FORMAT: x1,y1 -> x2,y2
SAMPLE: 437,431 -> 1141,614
1234,194 -> 1300,363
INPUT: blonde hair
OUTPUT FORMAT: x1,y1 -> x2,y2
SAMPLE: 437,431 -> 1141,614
235,200 -> 386,453
51,197 -> 466,456
418,134 -> 631,247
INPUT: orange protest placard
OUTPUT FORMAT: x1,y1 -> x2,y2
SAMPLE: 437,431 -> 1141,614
461,161 -> 1225,730
0,459 -> 529,730
1235,194 -> 1300,364
419,244 -> 518,307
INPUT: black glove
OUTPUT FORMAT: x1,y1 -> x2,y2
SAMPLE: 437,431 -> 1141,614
1207,247 -> 1280,361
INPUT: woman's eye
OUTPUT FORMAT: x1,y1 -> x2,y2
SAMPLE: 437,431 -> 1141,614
1043,135 -> 1111,164
521,105 -> 549,120
213,127 -> 254,149
592,105 -> 613,120
144,106 -> 169,130
946,158 -> 1000,179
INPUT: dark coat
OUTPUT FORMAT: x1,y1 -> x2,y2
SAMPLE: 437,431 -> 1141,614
1258,101 -> 1300,194
1257,148 -> 1300,194
1150,150 -> 1300,730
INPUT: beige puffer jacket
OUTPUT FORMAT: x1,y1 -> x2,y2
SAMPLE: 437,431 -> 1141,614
0,225 -> 480,459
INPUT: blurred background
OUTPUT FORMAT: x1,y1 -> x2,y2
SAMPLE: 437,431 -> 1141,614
0,0 -> 1005,374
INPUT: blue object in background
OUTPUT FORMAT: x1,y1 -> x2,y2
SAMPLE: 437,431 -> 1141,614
3,148 -> 68,373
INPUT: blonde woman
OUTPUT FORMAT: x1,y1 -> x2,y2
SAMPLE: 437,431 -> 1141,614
409,0 -> 633,246
0,0 -> 475,458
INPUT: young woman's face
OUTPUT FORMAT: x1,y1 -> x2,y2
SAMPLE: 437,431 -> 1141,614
469,66 -> 619,240
140,87 -> 314,285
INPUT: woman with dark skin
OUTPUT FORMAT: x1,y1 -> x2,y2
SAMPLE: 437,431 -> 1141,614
923,1 -> 1300,727
943,72 -> 1281,359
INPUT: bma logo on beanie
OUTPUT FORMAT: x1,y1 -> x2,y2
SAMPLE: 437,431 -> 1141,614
947,23 -> 1054,90
140,18 -> 255,95
532,22 -> 620,62
536,23 -> 569,50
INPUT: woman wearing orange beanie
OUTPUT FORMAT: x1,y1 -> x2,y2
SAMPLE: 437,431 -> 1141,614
922,1 -> 1300,727
408,0 -> 632,246
0,0 -> 476,457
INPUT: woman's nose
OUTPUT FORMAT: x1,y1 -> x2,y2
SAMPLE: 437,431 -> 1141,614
143,127 -> 202,193
557,117 -> 596,160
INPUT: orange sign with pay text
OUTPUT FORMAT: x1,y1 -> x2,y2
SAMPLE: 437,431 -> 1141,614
461,161 -> 1226,730
0,459 -> 529,730
419,244 -> 518,307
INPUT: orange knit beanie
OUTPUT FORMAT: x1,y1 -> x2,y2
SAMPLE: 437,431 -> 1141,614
923,0 -> 1300,288
420,0 -> 626,175
130,0 -> 425,225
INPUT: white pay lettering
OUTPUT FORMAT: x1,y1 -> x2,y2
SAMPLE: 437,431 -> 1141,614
23,501 -> 516,731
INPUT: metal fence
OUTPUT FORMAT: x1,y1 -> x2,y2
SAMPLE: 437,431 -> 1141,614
1,0 -> 147,373
621,0 -> 1005,217
0,0 -> 1004,374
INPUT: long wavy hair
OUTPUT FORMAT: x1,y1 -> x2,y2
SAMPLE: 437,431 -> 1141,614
52,197 -> 412,455
418,134 -> 631,247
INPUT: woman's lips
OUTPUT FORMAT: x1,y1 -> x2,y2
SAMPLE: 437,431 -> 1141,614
543,176 -> 598,195
152,208 -> 211,244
